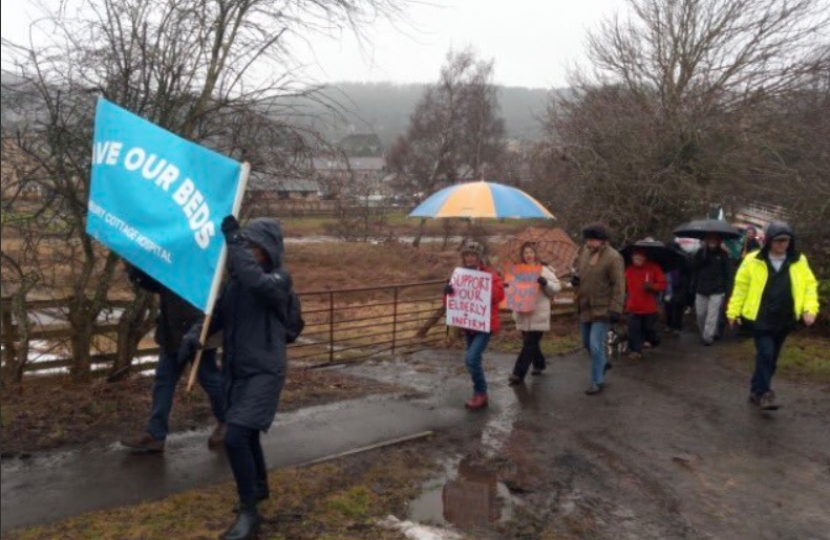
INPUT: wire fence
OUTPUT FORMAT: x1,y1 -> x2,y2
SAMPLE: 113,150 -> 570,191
3,280 -> 556,378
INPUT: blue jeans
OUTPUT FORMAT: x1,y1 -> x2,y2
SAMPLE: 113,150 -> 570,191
464,332 -> 492,394
147,349 -> 226,441
751,330 -> 789,397
581,322 -> 609,386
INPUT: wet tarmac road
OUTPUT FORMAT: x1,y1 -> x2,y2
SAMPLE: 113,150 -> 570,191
3,331 -> 830,539
0,393 -> 474,533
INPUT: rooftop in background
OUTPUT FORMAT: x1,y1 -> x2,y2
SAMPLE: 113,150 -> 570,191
312,156 -> 386,172
338,134 -> 383,157
248,171 -> 320,193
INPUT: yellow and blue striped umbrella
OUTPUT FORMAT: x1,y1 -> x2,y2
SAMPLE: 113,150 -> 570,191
409,181 -> 555,219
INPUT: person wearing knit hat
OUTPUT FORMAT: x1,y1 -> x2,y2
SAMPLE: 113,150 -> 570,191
572,223 -> 625,395
727,222 -> 819,410
582,223 -> 610,241
444,240 -> 506,410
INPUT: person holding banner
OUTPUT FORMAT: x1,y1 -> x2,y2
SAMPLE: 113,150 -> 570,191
444,241 -> 506,411
508,243 -> 562,385
120,265 -> 227,453
572,224 -> 625,395
181,216 -> 292,540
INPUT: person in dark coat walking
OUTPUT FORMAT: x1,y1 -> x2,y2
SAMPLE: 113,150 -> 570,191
691,233 -> 733,345
740,226 -> 762,259
120,266 -> 226,452
664,242 -> 692,335
181,216 -> 292,540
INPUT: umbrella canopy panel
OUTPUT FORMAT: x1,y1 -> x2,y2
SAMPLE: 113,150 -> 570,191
495,226 -> 578,278
673,219 -> 741,240
621,240 -> 688,271
409,181 -> 555,220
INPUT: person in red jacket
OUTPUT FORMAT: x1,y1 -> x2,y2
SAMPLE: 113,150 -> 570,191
624,249 -> 667,359
444,241 -> 506,410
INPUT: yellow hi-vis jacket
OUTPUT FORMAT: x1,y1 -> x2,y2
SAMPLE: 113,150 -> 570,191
727,250 -> 819,323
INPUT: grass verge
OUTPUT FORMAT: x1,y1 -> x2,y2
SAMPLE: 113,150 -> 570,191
2,440 -> 441,540
0,369 -> 403,455
729,332 -> 830,384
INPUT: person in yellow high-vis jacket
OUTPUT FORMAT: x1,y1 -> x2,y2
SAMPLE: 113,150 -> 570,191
727,222 -> 819,410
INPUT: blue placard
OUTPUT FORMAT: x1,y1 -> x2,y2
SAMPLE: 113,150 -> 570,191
87,97 -> 246,312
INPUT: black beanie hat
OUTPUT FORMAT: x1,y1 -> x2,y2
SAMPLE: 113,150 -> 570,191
583,223 -> 610,241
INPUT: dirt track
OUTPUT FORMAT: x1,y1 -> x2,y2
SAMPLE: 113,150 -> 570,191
355,332 -> 830,540
3,330 -> 829,539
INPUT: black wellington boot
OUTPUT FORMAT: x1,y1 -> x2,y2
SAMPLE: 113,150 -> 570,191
220,504 -> 261,540
232,481 -> 269,513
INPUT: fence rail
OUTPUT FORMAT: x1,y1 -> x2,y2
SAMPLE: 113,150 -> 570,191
0,282 -> 577,379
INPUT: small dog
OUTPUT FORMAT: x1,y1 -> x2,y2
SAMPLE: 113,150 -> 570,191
606,324 -> 629,359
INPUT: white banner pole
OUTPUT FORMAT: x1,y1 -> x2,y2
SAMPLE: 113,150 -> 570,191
186,162 -> 250,393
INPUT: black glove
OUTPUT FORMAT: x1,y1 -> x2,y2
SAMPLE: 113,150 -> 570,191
537,276 -> 548,287
221,215 -> 241,238
608,311 -> 622,324
570,274 -> 581,288
643,281 -> 656,292
444,283 -> 455,296
177,323 -> 203,365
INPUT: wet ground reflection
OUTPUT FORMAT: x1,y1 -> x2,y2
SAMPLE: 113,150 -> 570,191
408,456 -> 515,530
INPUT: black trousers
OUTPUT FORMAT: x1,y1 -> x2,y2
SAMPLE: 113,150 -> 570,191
627,313 -> 660,353
512,331 -> 545,379
664,301 -> 685,331
225,424 -> 268,505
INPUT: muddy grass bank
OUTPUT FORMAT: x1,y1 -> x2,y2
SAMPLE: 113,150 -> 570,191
0,369 -> 403,456
1,437 -> 447,540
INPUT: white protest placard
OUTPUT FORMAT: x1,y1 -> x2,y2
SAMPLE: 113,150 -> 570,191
446,267 -> 493,332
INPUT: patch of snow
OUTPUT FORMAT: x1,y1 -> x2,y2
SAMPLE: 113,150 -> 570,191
378,515 -> 462,540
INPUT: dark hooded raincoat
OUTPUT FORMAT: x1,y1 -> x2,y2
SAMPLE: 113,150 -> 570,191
208,218 -> 291,431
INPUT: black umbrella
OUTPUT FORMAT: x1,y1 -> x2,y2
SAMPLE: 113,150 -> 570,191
673,219 -> 741,240
621,240 -> 688,271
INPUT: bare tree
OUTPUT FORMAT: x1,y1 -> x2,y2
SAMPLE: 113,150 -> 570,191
387,48 -> 506,247
389,48 -> 506,193
0,0 -> 403,383
544,0 -> 830,242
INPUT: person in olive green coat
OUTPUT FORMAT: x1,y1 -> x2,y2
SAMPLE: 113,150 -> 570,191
572,224 -> 625,395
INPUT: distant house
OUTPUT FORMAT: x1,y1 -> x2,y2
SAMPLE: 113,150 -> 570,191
313,155 -> 388,197
247,171 -> 321,201
338,134 -> 383,158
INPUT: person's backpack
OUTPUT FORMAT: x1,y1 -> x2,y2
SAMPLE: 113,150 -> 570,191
284,289 -> 305,344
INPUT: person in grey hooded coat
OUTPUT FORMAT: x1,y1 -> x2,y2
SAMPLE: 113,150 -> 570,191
180,215 -> 291,540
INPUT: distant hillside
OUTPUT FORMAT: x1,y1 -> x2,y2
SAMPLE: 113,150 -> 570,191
286,82 -> 559,146
1,72 -> 559,147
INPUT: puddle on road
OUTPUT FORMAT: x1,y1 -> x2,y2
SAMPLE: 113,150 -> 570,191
408,456 -> 517,530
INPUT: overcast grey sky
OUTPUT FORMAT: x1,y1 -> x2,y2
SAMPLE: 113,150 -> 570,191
1,0 -> 625,88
